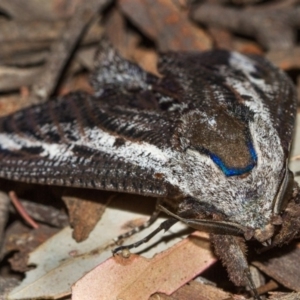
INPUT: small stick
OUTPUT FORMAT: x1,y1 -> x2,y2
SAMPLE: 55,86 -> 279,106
9,191 -> 39,229
256,280 -> 279,296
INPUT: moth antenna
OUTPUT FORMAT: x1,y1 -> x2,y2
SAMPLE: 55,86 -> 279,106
159,204 -> 246,236
112,218 -> 178,255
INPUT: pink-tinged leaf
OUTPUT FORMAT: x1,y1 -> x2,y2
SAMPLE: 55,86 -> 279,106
72,232 -> 216,300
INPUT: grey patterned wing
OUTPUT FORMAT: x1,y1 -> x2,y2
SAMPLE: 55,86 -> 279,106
0,92 -> 178,198
158,50 -> 297,157
246,54 -> 297,157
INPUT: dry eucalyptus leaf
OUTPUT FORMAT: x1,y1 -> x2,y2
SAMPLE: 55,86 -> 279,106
62,190 -> 113,242
154,280 -> 231,300
119,0 -> 212,51
253,243 -> 300,292
72,232 -> 216,300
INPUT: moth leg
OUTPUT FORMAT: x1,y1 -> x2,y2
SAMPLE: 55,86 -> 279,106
112,218 -> 178,254
211,234 -> 261,300
113,198 -> 178,254
114,198 -> 164,245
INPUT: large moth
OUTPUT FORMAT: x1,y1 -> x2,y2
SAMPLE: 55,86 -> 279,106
0,42 -> 299,298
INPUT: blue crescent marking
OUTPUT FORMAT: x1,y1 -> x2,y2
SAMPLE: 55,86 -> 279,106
209,141 -> 257,176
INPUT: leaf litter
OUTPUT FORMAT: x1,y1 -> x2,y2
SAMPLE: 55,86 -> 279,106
7,194 -> 198,299
0,1 -> 300,299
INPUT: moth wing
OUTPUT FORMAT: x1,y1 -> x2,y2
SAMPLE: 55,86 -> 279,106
158,50 -> 297,156
0,92 -> 177,198
249,54 -> 297,157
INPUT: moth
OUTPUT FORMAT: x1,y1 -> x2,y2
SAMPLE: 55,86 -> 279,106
0,42 -> 299,298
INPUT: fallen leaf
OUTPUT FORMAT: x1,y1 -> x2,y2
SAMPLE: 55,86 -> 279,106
153,280 -> 230,300
72,231 -> 216,300
3,221 -> 59,272
253,243 -> 300,292
62,190 -> 113,242
119,0 -> 212,51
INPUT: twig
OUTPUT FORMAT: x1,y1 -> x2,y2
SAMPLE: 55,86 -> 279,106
256,280 -> 279,296
9,191 -> 39,229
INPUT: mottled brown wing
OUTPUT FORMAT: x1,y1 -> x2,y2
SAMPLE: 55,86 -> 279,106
158,50 -> 297,158
0,91 -> 178,197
